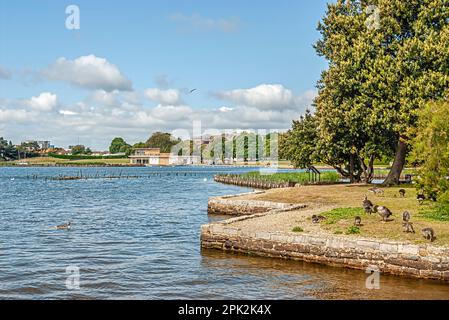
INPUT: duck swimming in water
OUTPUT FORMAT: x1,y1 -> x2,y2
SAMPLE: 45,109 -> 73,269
54,222 -> 71,230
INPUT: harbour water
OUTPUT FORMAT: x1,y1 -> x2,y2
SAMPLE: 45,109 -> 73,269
0,166 -> 448,299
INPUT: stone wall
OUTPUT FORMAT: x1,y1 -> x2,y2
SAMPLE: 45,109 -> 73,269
201,217 -> 449,281
208,192 -> 306,216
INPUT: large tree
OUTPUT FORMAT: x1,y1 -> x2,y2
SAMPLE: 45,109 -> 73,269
313,0 -> 395,183
364,0 -> 449,184
312,0 -> 449,184
145,132 -> 181,153
109,137 -> 132,155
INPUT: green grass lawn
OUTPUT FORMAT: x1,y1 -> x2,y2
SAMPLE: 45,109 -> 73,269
230,171 -> 341,184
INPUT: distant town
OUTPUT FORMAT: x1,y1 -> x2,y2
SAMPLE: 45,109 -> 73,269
0,131 -> 281,167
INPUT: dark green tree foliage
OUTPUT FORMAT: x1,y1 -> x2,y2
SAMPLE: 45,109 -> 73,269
0,137 -> 18,161
109,137 -> 132,155
281,110 -> 319,169
133,142 -> 147,149
145,132 -> 181,153
366,0 -> 449,185
17,141 -> 40,159
284,0 -> 449,183
70,145 -> 91,155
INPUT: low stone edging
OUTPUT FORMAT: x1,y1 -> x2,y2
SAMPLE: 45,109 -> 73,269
208,191 -> 306,216
201,217 -> 449,281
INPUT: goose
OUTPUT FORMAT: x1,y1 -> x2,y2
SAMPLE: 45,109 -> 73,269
422,228 -> 435,242
311,215 -> 326,224
402,211 -> 411,222
417,193 -> 426,205
362,196 -> 374,214
368,187 -> 384,196
402,222 -> 415,234
374,206 -> 393,222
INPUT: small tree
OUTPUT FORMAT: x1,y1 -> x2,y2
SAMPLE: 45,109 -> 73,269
145,132 -> 180,153
71,145 -> 87,155
411,100 -> 449,202
109,137 -> 132,155
281,110 -> 318,169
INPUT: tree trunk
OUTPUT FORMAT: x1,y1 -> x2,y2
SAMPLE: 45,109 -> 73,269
383,138 -> 407,186
349,154 -> 355,183
359,154 -> 375,184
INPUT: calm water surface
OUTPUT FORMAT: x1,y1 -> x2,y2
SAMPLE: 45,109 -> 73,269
0,166 -> 448,300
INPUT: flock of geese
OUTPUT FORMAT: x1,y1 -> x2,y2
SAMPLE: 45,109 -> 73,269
362,188 -> 436,242
312,187 -> 437,242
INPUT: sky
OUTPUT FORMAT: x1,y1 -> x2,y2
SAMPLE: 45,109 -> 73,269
0,0 -> 330,150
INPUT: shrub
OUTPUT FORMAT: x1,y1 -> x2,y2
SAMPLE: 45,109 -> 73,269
48,153 -> 126,160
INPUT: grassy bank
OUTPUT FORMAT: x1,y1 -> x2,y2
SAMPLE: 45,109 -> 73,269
237,184 -> 449,245
224,171 -> 341,184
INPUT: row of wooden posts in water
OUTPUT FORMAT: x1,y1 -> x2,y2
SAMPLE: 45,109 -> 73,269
20,172 -> 210,181
214,175 -> 296,190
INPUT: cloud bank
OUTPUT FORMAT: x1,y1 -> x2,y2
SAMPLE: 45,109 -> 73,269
42,55 -> 132,91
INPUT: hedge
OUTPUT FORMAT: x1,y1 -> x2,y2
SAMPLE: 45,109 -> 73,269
48,153 -> 127,160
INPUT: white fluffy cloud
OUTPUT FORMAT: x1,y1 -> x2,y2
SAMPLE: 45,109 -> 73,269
144,88 -> 183,105
0,109 -> 33,122
0,84 -> 315,149
214,84 -> 313,111
26,92 -> 58,111
42,55 -> 132,91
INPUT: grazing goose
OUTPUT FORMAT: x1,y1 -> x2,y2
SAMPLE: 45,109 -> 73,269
311,215 -> 326,224
422,228 -> 435,242
417,193 -> 426,205
402,211 -> 411,222
402,222 -> 415,234
362,196 -> 374,214
354,216 -> 362,227
399,189 -> 406,197
374,206 -> 393,222
368,187 -> 384,196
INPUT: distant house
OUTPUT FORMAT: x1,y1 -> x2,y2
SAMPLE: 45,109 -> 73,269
24,140 -> 51,150
129,148 -> 200,166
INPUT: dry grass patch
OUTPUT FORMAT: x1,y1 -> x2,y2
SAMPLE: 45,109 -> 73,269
233,184 -> 449,245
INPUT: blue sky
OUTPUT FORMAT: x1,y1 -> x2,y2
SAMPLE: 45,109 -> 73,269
0,0 -> 330,149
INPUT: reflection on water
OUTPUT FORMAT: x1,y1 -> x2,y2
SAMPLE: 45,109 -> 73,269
201,250 -> 449,300
0,166 -> 447,300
